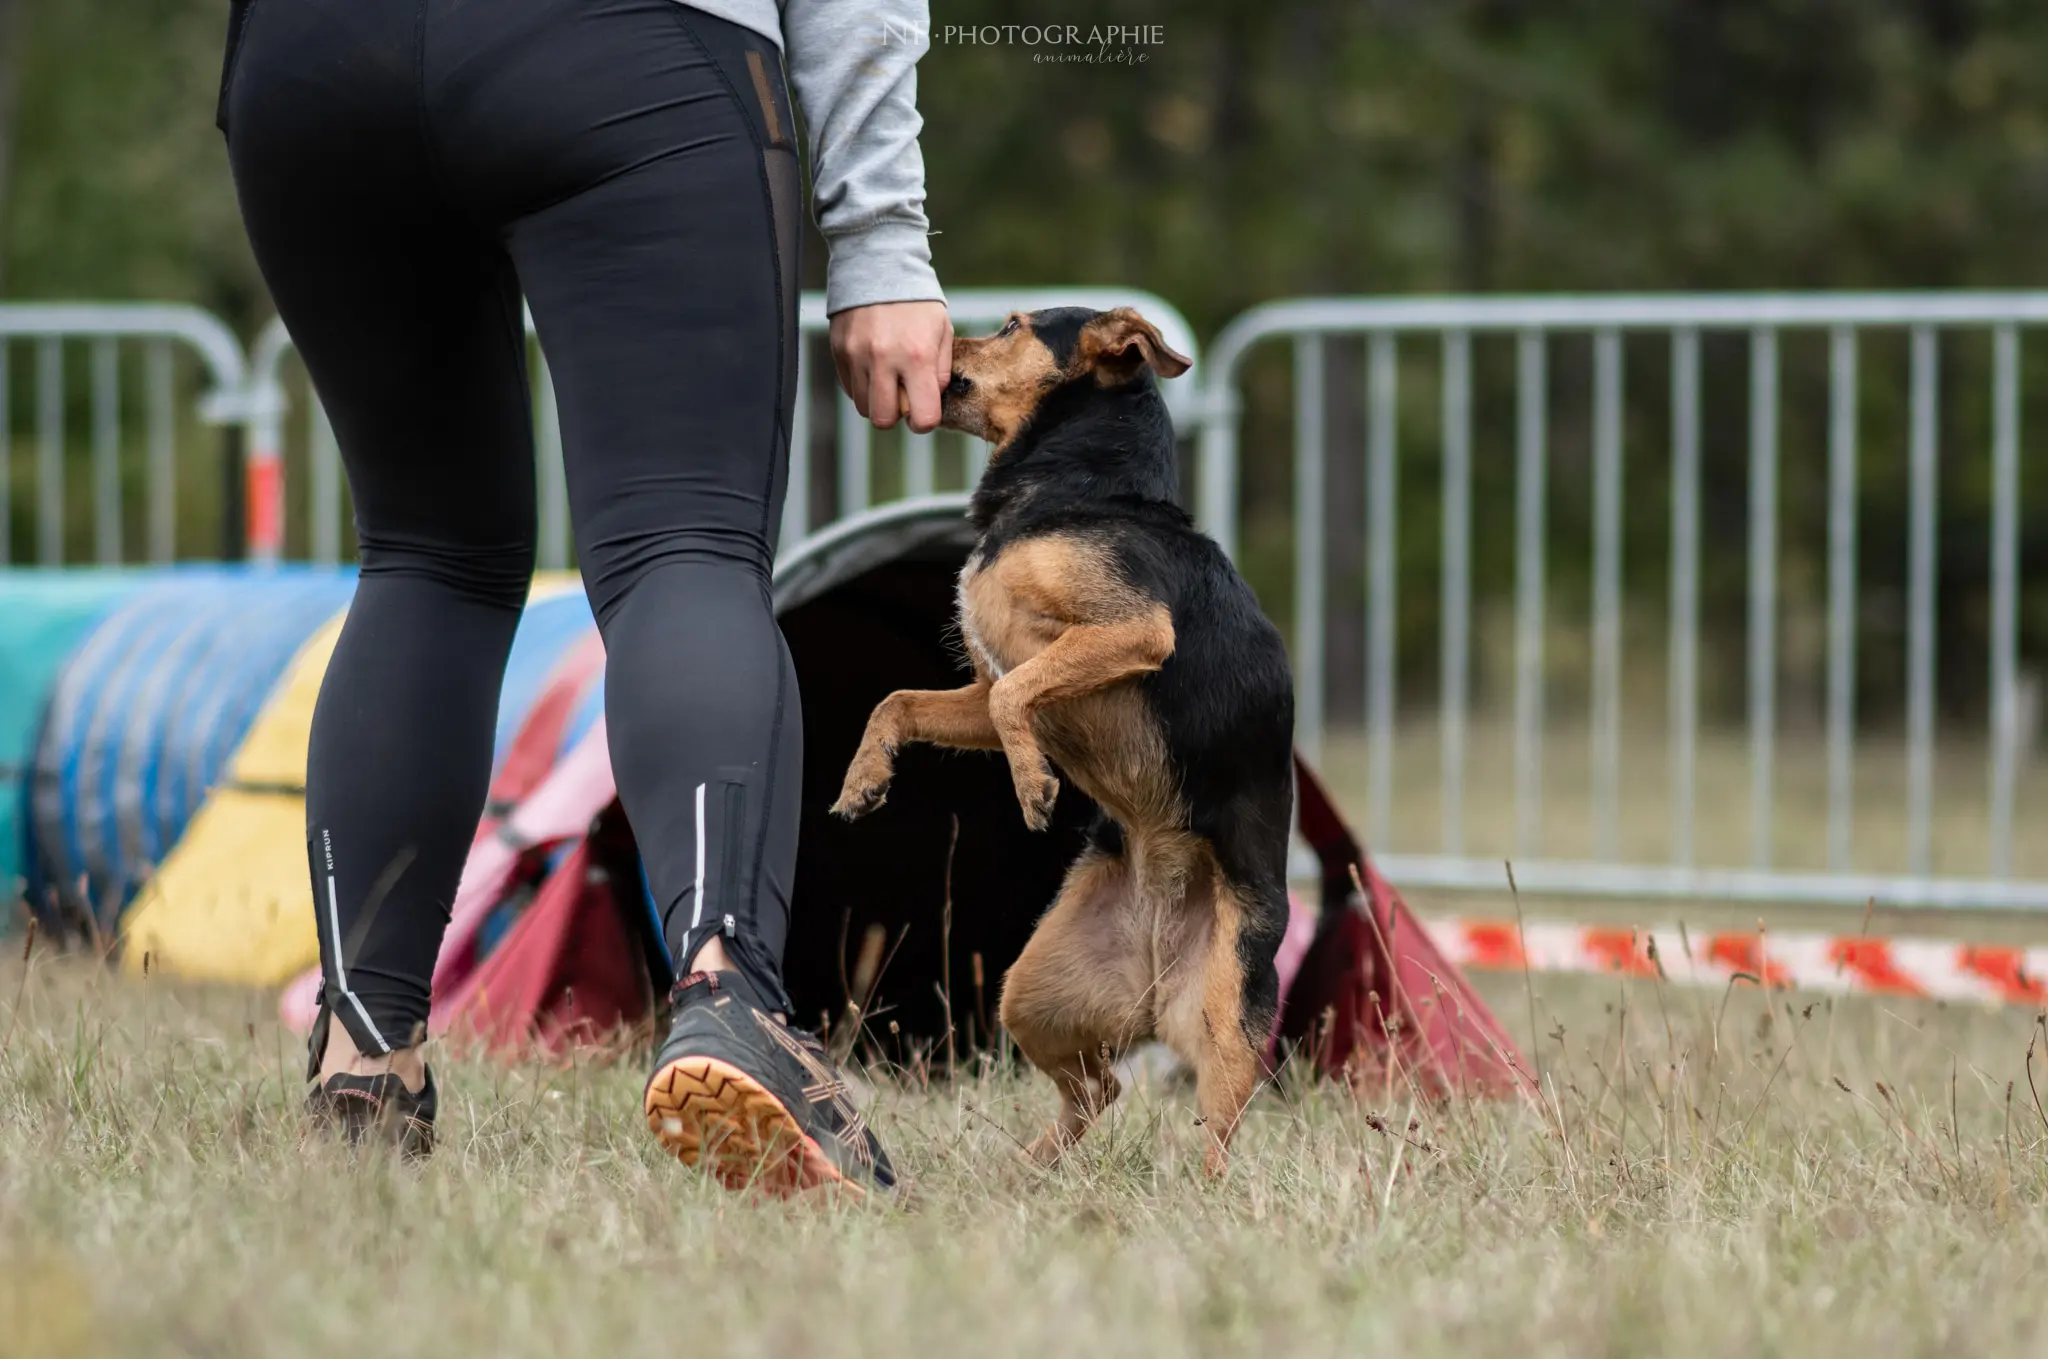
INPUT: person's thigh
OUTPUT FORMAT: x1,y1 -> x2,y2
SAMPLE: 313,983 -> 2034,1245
432,0 -> 799,616
229,0 -> 537,590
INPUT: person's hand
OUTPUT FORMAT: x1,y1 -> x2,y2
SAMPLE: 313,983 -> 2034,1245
829,301 -> 953,433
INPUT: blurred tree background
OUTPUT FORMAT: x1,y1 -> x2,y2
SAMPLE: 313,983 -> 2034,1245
6,0 -> 2048,729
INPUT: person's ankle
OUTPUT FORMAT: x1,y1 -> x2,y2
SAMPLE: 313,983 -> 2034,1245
317,1013 -> 428,1094
690,936 -> 739,974
683,939 -> 785,1024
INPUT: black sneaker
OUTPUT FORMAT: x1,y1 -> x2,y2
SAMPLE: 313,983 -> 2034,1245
306,1069 -> 437,1158
643,971 -> 896,1199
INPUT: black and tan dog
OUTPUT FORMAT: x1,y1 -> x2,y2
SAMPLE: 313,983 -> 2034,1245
830,307 -> 1295,1175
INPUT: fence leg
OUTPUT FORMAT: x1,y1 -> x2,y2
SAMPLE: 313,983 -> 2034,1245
221,422 -> 247,561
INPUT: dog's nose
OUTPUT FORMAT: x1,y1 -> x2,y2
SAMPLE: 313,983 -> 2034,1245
945,373 -> 972,397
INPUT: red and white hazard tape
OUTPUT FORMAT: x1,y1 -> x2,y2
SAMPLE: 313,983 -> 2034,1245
1425,918 -> 2048,1007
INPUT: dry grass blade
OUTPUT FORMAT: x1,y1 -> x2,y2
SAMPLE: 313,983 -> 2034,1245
831,922 -> 889,1064
1505,860 -> 1544,1092
4,940 -> 2048,1357
942,814 -> 959,1075
0,916 -> 35,1061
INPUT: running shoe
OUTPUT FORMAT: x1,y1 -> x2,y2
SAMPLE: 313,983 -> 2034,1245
643,970 -> 896,1198
306,1068 -> 437,1158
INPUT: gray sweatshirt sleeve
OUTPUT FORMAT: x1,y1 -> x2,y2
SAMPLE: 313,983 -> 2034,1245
780,0 -> 944,314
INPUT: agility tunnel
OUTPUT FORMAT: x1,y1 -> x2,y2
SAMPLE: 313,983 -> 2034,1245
0,571 -> 145,907
115,574 -> 598,982
5,503 -> 1528,1091
0,568 -> 588,933
27,569 -> 358,933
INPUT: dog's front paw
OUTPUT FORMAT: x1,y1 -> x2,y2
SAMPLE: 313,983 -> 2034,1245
830,785 -> 888,821
1011,760 -> 1059,831
831,747 -> 895,820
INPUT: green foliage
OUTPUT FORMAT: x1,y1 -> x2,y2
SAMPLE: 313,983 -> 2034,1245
7,0 -> 2048,720
16,1 -> 2046,357
5,0 -> 260,321
918,0 -> 2048,312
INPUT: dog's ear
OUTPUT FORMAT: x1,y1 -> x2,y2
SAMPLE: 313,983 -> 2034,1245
1079,308 -> 1193,381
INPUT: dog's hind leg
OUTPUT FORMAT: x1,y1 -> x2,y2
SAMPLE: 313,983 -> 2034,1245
831,680 -> 1001,819
1024,1044 -> 1123,1168
997,844 -> 1151,1165
1160,863 -> 1286,1178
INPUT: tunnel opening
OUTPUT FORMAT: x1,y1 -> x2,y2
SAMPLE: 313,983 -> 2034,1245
773,498 -> 1098,1047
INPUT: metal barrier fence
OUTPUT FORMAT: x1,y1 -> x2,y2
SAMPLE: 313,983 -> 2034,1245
10,291 -> 2048,916
245,288 -> 1203,567
1202,293 -> 2048,911
0,305 -> 247,565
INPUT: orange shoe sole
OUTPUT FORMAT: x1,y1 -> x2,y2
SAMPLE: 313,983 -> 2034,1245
643,1055 -> 862,1200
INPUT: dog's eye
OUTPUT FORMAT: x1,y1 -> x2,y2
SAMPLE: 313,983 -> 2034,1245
997,317 -> 1020,338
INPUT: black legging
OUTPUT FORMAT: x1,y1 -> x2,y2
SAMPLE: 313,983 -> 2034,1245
223,0 -> 806,1054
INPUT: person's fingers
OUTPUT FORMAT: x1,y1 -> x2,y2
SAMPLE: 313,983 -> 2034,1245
831,303 -> 954,429
902,351 -> 943,434
866,357 -> 900,430
933,315 -> 955,390
891,308 -> 947,433
840,341 -> 870,420
833,346 -> 860,418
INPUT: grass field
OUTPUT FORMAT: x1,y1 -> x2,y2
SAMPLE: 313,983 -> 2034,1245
5,944 -> 2048,1358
